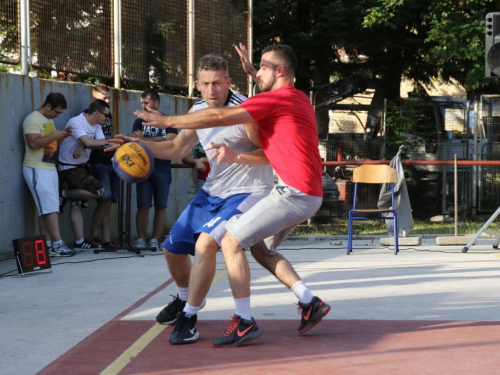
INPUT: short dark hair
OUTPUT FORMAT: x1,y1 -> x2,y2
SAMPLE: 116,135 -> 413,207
196,54 -> 229,79
42,92 -> 67,109
261,44 -> 297,75
141,89 -> 160,103
88,99 -> 109,114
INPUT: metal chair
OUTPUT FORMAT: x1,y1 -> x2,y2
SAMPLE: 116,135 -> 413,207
347,164 -> 399,255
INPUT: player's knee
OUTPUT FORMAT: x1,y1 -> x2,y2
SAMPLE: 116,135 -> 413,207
195,234 -> 219,257
195,243 -> 219,259
221,233 -> 241,254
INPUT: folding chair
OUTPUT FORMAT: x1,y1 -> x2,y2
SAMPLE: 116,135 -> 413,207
347,164 -> 399,255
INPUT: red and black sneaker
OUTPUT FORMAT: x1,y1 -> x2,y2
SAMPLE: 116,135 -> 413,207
101,240 -> 118,250
297,296 -> 331,334
211,315 -> 262,348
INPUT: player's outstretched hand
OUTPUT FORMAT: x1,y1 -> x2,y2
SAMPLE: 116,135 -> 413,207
104,134 -> 140,152
134,107 -> 167,128
206,141 -> 238,165
235,42 -> 257,78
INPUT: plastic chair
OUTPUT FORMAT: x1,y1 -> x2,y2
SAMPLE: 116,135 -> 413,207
347,164 -> 399,255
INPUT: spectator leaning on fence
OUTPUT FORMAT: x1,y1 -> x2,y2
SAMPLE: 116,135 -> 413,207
131,89 -> 177,251
87,84 -> 119,250
22,92 -> 76,257
58,100 -> 109,251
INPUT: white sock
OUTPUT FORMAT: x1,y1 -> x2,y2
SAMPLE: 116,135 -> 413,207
75,238 -> 84,244
177,287 -> 189,302
53,240 -> 63,247
235,297 -> 252,320
291,280 -> 314,304
184,303 -> 202,316
61,190 -> 67,198
47,241 -> 52,248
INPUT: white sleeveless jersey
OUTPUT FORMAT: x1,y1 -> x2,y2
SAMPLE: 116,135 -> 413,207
194,91 -> 273,199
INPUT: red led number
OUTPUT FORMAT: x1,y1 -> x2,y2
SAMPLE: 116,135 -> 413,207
22,242 -> 34,267
35,240 -> 46,265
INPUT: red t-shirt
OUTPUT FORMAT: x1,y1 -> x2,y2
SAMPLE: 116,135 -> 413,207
240,85 -> 323,197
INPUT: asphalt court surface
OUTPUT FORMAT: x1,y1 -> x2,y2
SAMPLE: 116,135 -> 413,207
1,236 -> 500,374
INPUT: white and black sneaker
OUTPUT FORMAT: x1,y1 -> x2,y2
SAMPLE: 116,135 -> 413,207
73,239 -> 101,251
156,295 -> 207,325
169,311 -> 199,345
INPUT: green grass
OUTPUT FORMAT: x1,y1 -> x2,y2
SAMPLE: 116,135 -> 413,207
290,219 -> 500,236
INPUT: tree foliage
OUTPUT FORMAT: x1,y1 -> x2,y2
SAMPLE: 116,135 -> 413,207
253,0 -> 500,99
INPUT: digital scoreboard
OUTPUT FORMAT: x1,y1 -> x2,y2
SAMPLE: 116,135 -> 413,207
13,236 -> 51,275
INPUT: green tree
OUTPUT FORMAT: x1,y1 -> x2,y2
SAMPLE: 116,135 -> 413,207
253,0 -> 500,99
364,0 -> 500,98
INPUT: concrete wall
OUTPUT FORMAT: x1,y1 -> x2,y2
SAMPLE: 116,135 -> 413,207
0,73 -> 196,259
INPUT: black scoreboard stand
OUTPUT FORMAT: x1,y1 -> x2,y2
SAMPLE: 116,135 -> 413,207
94,179 -> 156,255
13,235 -> 52,276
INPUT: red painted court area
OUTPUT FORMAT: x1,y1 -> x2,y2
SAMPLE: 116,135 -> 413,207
26,244 -> 500,375
39,317 -> 500,374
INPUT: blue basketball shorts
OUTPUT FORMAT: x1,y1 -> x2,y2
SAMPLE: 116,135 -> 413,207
163,189 -> 265,255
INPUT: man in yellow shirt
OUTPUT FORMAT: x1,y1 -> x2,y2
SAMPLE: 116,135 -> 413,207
22,93 -> 75,256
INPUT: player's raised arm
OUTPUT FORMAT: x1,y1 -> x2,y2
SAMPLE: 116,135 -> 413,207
134,105 -> 254,131
235,42 -> 259,84
107,129 -> 198,161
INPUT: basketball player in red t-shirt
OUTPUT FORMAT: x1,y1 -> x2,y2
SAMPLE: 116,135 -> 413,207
135,44 -> 330,347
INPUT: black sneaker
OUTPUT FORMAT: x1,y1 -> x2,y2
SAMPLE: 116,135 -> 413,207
169,311 -> 199,345
156,295 -> 186,325
73,239 -> 101,251
297,296 -> 331,334
211,315 -> 262,348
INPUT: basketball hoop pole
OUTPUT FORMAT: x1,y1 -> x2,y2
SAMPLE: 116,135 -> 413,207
462,206 -> 500,252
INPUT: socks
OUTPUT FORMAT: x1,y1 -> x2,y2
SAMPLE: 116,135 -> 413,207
235,297 -> 252,320
184,302 -> 203,316
75,239 -> 84,245
291,280 -> 314,305
177,287 -> 189,302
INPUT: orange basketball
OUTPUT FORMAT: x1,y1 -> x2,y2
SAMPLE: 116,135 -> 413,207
112,142 -> 154,183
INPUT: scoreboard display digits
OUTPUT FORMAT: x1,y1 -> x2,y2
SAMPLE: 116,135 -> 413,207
13,236 -> 51,274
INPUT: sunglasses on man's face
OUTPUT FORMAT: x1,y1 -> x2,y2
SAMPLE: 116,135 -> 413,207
98,110 -> 110,119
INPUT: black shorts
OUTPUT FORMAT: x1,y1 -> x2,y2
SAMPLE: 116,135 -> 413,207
59,167 -> 105,205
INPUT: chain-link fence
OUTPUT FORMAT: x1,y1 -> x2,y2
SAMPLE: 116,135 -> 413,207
195,0 -> 249,94
0,0 -> 20,64
312,98 -> 478,225
121,0 -> 187,87
30,0 -> 113,77
0,0 -> 250,92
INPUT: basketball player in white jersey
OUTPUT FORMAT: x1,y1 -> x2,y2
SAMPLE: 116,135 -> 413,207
109,54 -> 274,344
